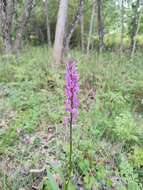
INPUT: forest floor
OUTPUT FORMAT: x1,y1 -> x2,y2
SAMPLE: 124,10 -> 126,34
0,47 -> 143,190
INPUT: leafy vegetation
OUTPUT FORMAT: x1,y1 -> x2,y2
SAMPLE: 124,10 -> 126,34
0,47 -> 143,189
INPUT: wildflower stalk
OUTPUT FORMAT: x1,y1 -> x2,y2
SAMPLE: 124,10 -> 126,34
64,113 -> 72,190
64,59 -> 79,190
69,112 -> 73,179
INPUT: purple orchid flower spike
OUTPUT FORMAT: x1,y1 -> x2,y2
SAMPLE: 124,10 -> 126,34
65,59 -> 79,125
64,58 -> 79,189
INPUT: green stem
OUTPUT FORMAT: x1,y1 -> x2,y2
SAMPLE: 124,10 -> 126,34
64,113 -> 73,190
69,113 -> 73,179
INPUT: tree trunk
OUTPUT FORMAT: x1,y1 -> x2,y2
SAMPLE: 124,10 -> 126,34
80,1 -> 84,51
0,0 -> 14,53
45,0 -> 51,47
131,11 -> 142,57
64,0 -> 84,52
14,0 -> 33,51
120,0 -> 124,53
97,0 -> 104,53
130,0 -> 141,57
87,0 -> 96,54
53,0 -> 68,65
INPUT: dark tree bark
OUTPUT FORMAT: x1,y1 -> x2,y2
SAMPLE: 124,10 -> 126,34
0,0 -> 14,53
14,0 -> 33,51
97,0 -> 104,53
64,0 -> 84,52
45,0 -> 51,47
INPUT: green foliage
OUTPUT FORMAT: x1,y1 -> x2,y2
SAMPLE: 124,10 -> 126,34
113,112 -> 138,142
44,170 -> 60,190
1,48 -> 143,189
131,147 -> 143,167
119,155 -> 142,190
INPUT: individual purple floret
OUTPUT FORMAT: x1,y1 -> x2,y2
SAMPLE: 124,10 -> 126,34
65,59 -> 79,125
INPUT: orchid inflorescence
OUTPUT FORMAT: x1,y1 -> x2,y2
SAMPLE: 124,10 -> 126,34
64,58 -> 79,190
65,59 -> 79,125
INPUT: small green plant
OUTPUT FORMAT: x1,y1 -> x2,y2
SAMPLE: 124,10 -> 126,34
131,147 -> 143,167
119,155 -> 142,190
113,112 -> 138,142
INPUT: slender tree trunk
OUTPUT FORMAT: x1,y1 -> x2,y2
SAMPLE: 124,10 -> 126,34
80,1 -> 84,51
87,0 -> 96,54
64,0 -> 84,52
53,0 -> 68,65
130,0 -> 141,57
0,0 -> 14,53
97,0 -> 104,53
45,0 -> 51,47
14,0 -> 33,51
120,0 -> 124,53
131,10 -> 142,57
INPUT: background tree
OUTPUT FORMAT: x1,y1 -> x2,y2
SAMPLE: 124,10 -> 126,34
64,0 -> 84,53
120,0 -> 125,52
87,0 -> 96,54
44,0 -> 51,47
129,0 -> 142,57
0,0 -> 143,56
80,0 -> 84,51
14,0 -> 34,51
97,0 -> 104,52
53,0 -> 68,65
0,0 -> 14,53
0,0 -> 34,53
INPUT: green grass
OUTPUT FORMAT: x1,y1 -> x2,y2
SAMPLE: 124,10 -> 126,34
0,47 -> 143,189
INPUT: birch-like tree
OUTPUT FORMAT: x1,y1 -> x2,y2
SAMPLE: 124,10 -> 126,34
130,0 -> 142,57
53,0 -> 68,65
87,0 -> 96,54
97,0 -> 104,52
